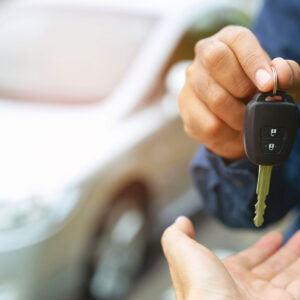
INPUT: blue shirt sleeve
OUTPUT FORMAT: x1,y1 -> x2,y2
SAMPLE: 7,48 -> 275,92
192,145 -> 298,228
191,0 -> 300,228
191,147 -> 258,228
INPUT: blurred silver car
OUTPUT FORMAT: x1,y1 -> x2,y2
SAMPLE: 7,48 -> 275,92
0,0 -> 253,299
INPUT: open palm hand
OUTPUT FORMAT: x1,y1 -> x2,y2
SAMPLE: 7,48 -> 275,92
162,217 -> 300,300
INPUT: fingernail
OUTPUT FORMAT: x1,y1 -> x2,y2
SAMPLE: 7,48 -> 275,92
256,69 -> 272,90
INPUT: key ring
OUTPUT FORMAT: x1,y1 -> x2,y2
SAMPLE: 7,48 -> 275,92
271,66 -> 277,95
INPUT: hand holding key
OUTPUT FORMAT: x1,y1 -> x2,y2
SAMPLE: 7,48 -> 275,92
178,25 -> 300,160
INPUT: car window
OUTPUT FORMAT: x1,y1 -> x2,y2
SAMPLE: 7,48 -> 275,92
0,6 -> 157,103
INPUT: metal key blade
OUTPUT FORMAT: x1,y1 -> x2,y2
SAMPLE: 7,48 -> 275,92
254,165 -> 273,227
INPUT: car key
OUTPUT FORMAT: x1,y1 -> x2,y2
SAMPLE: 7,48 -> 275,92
244,69 -> 299,227
255,165 -> 272,227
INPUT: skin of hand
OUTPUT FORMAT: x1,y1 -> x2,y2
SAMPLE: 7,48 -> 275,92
162,216 -> 300,300
178,25 -> 300,160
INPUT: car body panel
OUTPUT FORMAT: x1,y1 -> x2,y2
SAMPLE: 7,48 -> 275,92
0,0 -> 252,299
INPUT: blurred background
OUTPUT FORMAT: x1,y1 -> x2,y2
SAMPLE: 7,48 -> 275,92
0,0 -> 293,300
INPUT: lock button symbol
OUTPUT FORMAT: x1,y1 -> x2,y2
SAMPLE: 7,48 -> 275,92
262,140 -> 282,154
261,127 -> 284,138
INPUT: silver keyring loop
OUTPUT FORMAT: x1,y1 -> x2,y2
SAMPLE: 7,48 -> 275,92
271,66 -> 277,95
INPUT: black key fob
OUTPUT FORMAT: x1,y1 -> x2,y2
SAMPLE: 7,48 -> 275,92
244,91 -> 299,165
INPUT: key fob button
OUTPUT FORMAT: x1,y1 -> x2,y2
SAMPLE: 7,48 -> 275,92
261,127 -> 284,138
261,140 -> 282,154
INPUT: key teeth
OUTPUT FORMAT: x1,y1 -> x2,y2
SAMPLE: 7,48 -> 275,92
254,201 -> 267,227
254,165 -> 272,227
255,202 -> 267,210
254,216 -> 264,227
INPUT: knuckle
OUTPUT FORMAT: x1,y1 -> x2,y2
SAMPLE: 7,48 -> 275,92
185,62 -> 203,96
233,79 -> 254,98
177,90 -> 185,111
185,63 -> 194,79
183,124 -> 197,139
210,89 -> 228,111
243,51 -> 260,68
177,87 -> 189,116
203,118 -> 222,138
183,114 -> 203,142
194,38 -> 210,56
292,60 -> 300,68
223,25 -> 252,44
194,39 -> 203,55
201,41 -> 229,70
287,59 -> 300,79
234,27 -> 252,43
183,115 -> 198,135
223,24 -> 247,33
272,57 -> 284,65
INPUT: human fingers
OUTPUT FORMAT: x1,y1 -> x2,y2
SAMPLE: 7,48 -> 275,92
252,230 -> 300,281
161,217 -> 200,300
272,58 -> 300,92
287,60 -> 300,92
286,279 -> 300,299
162,216 -> 224,288
215,25 -> 273,92
267,231 -> 300,289
161,216 -> 198,263
178,83 -> 240,145
188,60 -> 246,131
162,218 -> 240,300
224,231 -> 283,270
272,58 -> 300,104
270,257 -> 300,290
173,216 -> 195,239
195,38 -> 255,99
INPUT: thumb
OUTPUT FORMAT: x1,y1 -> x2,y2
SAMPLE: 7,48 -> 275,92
161,216 -> 218,273
173,216 -> 195,238
162,217 -> 238,300
161,216 -> 196,259
161,216 -> 198,300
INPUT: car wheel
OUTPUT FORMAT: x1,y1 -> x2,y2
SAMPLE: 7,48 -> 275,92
88,184 -> 149,300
